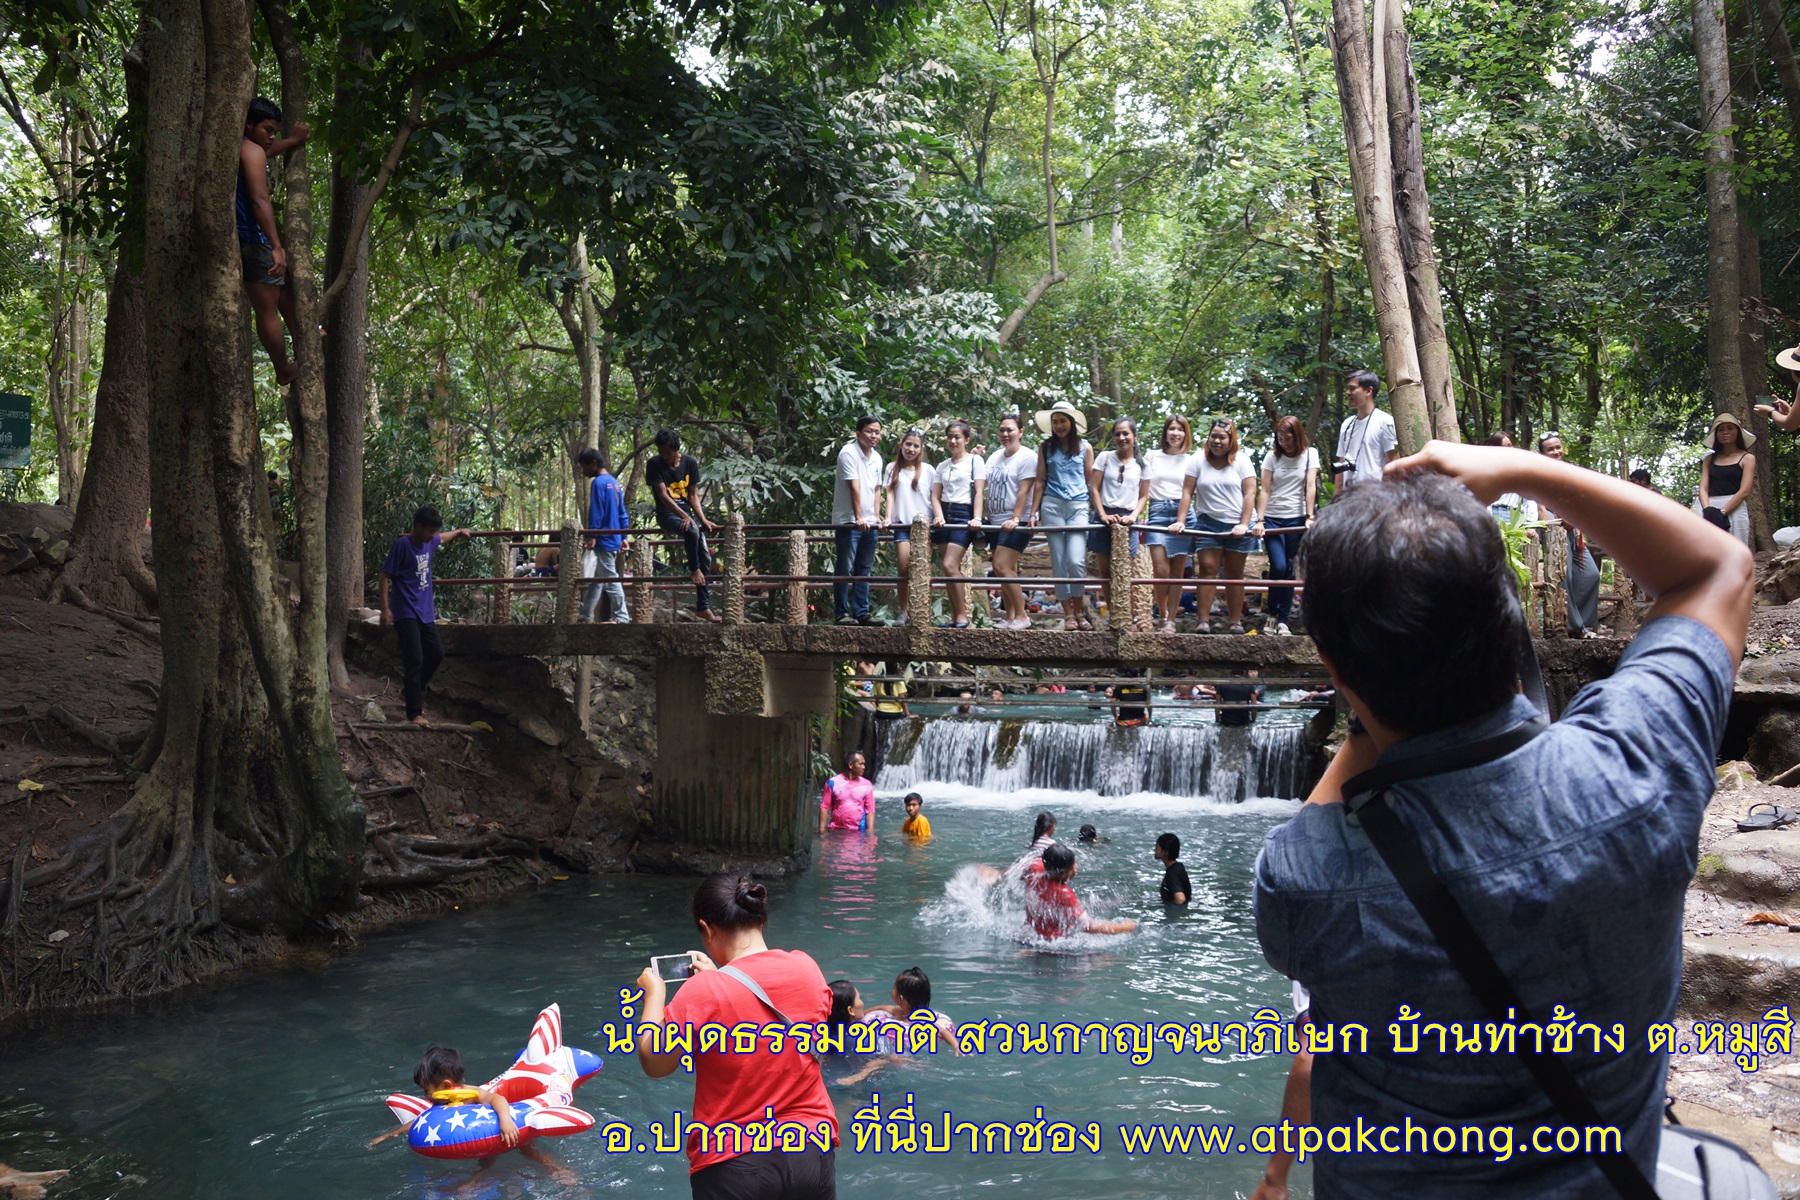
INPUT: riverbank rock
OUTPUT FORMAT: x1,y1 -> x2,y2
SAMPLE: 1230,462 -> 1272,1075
1697,830 -> 1800,909
1680,934 -> 1800,1021
1756,545 -> 1800,606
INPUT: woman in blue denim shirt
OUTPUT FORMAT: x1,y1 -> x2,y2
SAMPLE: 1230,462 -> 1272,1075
1030,401 -> 1096,630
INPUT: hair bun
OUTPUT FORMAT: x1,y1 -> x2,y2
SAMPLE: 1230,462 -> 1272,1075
735,879 -> 768,914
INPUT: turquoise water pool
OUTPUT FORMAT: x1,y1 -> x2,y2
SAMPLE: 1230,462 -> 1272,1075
0,787 -> 1309,1199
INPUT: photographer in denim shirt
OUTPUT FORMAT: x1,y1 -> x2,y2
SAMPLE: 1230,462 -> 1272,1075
1254,443 -> 1751,1198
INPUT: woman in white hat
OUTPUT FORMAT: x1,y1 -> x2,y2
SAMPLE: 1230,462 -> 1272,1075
1695,413 -> 1755,547
1029,400 -> 1097,629
1755,344 -> 1800,432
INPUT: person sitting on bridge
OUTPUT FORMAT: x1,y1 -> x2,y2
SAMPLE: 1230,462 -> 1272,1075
238,97 -> 309,385
645,429 -> 720,623
1253,442 -> 1751,1197
577,448 -> 630,623
378,506 -> 472,727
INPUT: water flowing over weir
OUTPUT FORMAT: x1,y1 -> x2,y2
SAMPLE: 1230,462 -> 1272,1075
875,716 -> 1310,801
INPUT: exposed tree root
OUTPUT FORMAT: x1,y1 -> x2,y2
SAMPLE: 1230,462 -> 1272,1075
51,579 -> 160,643
46,706 -> 145,759
360,829 -> 536,891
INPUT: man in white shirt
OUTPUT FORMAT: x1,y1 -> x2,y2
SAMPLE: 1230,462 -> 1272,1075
833,416 -> 885,625
1333,370 -> 1398,490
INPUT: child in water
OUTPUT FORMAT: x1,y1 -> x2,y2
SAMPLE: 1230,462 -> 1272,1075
863,966 -> 961,1052
901,793 -> 931,840
1155,833 -> 1191,905
369,1046 -> 577,1184
1025,845 -> 1137,940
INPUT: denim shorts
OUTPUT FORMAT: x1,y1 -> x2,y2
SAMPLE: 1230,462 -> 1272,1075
932,501 -> 975,547
890,523 -> 914,543
1187,512 -> 1260,554
1088,506 -> 1137,556
988,526 -> 1034,554
1142,498 -> 1192,557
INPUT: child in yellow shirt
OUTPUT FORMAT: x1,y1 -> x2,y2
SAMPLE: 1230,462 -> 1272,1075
901,792 -> 931,840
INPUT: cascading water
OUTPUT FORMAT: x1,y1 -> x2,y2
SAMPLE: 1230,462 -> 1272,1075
875,716 -> 1311,801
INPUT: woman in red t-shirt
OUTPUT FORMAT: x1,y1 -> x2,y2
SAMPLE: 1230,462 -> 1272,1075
1024,844 -> 1138,940
635,875 -> 839,1199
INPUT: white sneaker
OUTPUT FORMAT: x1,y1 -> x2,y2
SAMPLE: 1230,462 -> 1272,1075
896,612 -> 910,626
1276,622 -> 1292,636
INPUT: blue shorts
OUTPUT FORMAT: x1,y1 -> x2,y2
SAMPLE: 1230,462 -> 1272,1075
988,526 -> 1033,554
890,524 -> 914,543
1142,498 -> 1192,557
932,501 -> 975,547
1187,512 -> 1259,554
1088,506 -> 1137,556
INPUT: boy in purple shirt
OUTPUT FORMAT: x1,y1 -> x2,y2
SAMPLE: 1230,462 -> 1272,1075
379,506 -> 472,725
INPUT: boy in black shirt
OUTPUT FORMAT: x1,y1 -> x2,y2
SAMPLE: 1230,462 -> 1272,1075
1155,833 -> 1190,905
645,428 -> 720,622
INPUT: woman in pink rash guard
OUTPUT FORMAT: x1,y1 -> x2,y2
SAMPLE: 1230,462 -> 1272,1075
818,751 -> 876,833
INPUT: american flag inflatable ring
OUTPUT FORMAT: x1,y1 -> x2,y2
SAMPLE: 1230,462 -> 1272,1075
382,1003 -> 602,1160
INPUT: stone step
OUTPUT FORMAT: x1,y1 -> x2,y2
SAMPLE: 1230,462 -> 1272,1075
1696,830 -> 1800,910
1680,933 -> 1800,1018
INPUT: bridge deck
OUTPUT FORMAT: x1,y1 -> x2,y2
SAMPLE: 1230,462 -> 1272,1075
438,620 -> 1624,681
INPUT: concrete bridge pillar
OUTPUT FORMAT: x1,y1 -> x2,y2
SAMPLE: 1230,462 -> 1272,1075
650,653 -> 837,860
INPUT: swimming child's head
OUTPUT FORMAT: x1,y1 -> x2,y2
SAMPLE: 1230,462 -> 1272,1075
904,793 -> 923,818
827,979 -> 863,1026
893,966 -> 931,1013
1078,824 -> 1100,843
1031,811 -> 1056,843
1155,832 -> 1181,863
1041,843 -> 1076,881
413,1045 -> 465,1093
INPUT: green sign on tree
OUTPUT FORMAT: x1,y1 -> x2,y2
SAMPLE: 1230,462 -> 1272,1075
0,395 -> 28,470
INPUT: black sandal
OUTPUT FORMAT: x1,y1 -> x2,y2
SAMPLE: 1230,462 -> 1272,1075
1737,802 -> 1800,832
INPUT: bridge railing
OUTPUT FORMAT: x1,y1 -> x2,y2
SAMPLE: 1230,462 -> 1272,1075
432,513 -> 1617,637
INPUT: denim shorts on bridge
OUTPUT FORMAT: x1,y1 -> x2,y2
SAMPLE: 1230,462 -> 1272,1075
931,501 -> 975,547
1087,506 -> 1138,556
1187,511 -> 1260,554
987,526 -> 1033,554
1142,498 -> 1192,557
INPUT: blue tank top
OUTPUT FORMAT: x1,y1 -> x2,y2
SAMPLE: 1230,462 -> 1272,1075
236,142 -> 270,246
1043,442 -> 1090,501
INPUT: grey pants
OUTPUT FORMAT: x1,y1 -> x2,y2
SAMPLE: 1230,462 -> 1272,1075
1567,541 -> 1599,635
580,548 -> 629,623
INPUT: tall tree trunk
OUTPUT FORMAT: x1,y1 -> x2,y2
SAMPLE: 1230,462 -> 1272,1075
1280,0 -> 1338,440
1759,0 -> 1800,154
1733,6 -> 1777,549
53,29 -> 156,616
1381,10 -> 1459,443
323,44 -> 370,690
1328,0 -> 1428,452
996,0 -> 1071,349
1693,0 -> 1752,440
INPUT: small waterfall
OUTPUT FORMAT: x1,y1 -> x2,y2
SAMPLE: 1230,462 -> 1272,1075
875,718 -> 1310,801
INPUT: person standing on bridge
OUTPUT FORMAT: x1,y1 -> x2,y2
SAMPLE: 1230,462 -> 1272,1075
1331,370 -> 1397,491
881,428 -> 934,625
931,420 -> 986,628
985,414 -> 1038,629
577,448 -> 630,624
1031,401 -> 1096,630
833,416 -> 885,626
647,429 -> 721,623
378,506 -> 473,727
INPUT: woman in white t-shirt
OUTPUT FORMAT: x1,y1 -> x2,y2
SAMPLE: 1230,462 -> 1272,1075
986,414 -> 1039,629
1140,416 -> 1195,634
882,429 -> 936,624
1173,418 -> 1258,634
931,420 -> 987,628
1252,415 -> 1319,637
1087,417 -> 1150,628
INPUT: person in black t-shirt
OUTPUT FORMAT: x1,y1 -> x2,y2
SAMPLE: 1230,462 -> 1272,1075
1214,668 -> 1263,728
1155,833 -> 1190,905
645,428 -> 720,622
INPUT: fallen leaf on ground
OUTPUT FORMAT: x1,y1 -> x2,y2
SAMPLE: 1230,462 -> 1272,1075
223,874 -> 237,885
46,930 -> 69,943
29,843 -> 51,861
552,875 -> 569,881
470,720 -> 494,732
1745,911 -> 1800,927
15,779 -> 42,792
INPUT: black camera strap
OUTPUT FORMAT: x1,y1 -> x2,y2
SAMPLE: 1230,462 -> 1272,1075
1339,637 -> 1658,1200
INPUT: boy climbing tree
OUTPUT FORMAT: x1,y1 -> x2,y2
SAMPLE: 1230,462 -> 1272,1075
238,96 -> 309,384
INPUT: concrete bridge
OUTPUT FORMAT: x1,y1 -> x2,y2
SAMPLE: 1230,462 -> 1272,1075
429,516 -> 1625,866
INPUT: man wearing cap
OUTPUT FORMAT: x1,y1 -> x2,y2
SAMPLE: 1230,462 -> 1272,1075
833,416 -> 885,625
379,505 -> 474,726
1332,370 -> 1397,490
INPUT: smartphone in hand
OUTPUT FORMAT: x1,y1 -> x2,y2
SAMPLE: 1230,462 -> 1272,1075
651,953 -> 696,982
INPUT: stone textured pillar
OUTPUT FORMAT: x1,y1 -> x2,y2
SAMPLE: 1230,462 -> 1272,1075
908,514 -> 932,628
1612,568 -> 1641,637
722,512 -> 747,625
1109,522 -> 1133,632
786,529 -> 809,624
556,522 -> 581,625
1132,540 -> 1153,633
631,537 -> 654,624
1543,524 -> 1570,639
491,535 -> 512,624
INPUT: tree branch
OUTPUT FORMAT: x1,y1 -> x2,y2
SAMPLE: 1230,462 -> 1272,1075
0,63 -> 61,187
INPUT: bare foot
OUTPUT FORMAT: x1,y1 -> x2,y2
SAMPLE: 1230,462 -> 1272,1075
408,715 -> 430,727
698,608 -> 722,623
275,359 -> 300,385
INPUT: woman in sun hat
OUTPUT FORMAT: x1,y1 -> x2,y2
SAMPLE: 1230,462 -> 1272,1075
1756,343 -> 1800,432
1695,412 -> 1755,547
1030,400 -> 1097,630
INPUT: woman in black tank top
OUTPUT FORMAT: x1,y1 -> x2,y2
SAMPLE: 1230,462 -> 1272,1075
1697,414 -> 1755,546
